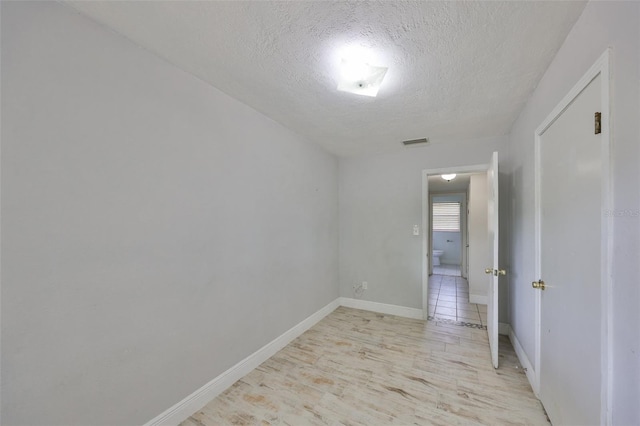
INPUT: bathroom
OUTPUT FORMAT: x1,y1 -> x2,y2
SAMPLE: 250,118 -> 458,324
431,193 -> 465,277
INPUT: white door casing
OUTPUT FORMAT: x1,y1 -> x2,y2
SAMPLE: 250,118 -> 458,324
486,151 -> 500,369
534,49 -> 612,425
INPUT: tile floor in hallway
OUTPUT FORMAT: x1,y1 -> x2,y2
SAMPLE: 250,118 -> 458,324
181,307 -> 548,425
432,264 -> 462,277
429,273 -> 486,327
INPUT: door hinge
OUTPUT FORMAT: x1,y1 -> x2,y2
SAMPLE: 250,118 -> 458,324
595,112 -> 601,134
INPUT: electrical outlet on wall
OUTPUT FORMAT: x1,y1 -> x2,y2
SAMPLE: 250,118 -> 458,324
362,281 -> 368,290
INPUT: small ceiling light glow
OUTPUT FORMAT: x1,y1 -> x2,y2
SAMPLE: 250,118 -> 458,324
441,174 -> 457,181
337,58 -> 388,97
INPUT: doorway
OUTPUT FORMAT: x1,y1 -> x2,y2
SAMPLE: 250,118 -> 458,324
427,185 -> 484,327
422,152 -> 502,368
429,191 -> 467,278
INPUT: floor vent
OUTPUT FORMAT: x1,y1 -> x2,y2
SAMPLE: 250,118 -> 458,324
402,137 -> 429,146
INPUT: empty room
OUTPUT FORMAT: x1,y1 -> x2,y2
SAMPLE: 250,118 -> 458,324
1,1 -> 638,425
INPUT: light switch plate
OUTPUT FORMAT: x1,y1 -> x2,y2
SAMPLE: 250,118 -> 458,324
413,225 -> 420,236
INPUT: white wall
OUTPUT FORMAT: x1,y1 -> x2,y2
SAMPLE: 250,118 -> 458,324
339,137 -> 509,314
0,2 -> 339,425
505,2 -> 640,423
467,174 -> 489,303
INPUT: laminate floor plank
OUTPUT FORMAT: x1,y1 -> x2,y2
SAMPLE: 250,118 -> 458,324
181,307 -> 548,425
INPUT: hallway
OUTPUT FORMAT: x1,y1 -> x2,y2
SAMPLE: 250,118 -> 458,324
182,307 -> 548,425
428,274 -> 487,327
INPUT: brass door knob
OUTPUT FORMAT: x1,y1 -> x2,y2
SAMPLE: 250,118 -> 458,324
497,269 -> 506,276
532,280 -> 546,290
485,268 -> 493,274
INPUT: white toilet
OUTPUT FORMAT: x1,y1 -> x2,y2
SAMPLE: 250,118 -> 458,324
432,249 -> 444,266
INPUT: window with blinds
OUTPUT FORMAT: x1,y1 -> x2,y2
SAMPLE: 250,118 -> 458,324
433,202 -> 461,232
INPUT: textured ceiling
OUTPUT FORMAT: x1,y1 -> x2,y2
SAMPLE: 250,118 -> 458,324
65,1 -> 586,157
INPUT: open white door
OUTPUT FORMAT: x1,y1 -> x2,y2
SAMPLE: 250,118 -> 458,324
486,151 -> 500,368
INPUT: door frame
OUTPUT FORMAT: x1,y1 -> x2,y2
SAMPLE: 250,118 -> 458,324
421,163 -> 490,320
533,48 -> 612,424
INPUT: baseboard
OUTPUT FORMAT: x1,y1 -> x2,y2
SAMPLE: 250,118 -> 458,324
469,294 -> 488,305
508,326 -> 538,396
339,297 -> 423,320
144,298 -> 341,426
498,322 -> 510,336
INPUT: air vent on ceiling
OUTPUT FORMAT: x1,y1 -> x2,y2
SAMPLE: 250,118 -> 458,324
402,137 -> 429,146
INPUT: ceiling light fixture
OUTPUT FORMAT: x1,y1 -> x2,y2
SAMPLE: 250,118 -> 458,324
441,174 -> 457,181
337,58 -> 388,97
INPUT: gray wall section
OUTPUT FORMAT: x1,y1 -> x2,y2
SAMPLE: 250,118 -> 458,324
338,136 -> 509,313
1,2 -> 339,425
505,2 -> 640,423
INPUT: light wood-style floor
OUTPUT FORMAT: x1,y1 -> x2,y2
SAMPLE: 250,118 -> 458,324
182,307 -> 549,425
